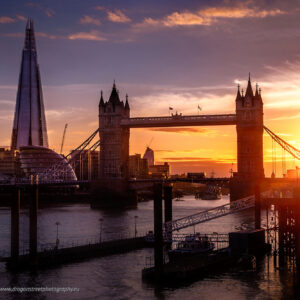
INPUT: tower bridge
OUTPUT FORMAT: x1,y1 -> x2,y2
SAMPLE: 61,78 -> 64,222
7,20 -> 296,203
97,75 -> 264,202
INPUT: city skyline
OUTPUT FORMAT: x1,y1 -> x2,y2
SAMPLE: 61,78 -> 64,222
1,0 -> 300,176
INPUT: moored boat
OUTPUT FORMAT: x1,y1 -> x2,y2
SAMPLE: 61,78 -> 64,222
195,185 -> 222,200
168,233 -> 215,261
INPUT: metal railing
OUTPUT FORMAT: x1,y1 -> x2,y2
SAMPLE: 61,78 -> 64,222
165,195 -> 255,232
121,114 -> 236,127
0,232 -> 150,258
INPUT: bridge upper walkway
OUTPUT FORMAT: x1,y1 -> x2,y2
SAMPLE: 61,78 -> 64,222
120,114 -> 236,128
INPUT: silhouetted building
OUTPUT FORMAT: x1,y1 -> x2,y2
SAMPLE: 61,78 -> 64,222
149,162 -> 170,178
285,168 -> 300,179
128,154 -> 148,178
6,20 -> 76,182
99,83 -> 130,178
235,75 -> 264,179
187,172 -> 206,179
19,146 -> 76,181
0,147 -> 19,179
11,19 -> 48,150
70,150 -> 100,180
143,147 -> 154,166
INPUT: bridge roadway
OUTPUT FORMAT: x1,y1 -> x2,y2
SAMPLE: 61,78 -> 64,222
120,114 -> 237,128
0,177 -> 296,188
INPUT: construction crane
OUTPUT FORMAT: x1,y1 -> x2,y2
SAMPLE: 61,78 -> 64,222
60,123 -> 68,155
146,137 -> 154,148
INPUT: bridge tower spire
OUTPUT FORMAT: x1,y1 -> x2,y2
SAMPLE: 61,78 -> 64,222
233,74 -> 264,199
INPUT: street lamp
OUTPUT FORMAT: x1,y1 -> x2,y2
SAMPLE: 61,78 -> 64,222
55,222 -> 60,248
99,218 -> 103,242
134,216 -> 138,238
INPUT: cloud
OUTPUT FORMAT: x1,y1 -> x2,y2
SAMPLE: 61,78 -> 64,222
94,6 -> 105,11
68,30 -> 106,41
154,149 -> 176,153
0,99 -> 15,106
147,127 -> 212,134
4,33 -> 23,38
251,60 -> 300,121
131,89 -> 235,117
94,6 -> 131,23
16,15 -> 27,21
162,157 -> 212,161
36,32 -> 59,39
4,31 -> 60,39
27,2 -> 55,17
269,113 -> 300,121
80,15 -> 101,26
134,4 -> 285,29
0,16 -> 15,24
107,9 -> 131,23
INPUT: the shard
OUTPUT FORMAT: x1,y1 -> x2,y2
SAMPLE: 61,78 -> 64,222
11,19 -> 48,150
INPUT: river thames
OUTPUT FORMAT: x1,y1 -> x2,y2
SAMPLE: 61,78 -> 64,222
0,195 -> 299,299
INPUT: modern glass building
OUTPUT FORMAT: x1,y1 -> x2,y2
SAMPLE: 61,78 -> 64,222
6,20 -> 78,183
11,19 -> 48,150
19,146 -> 77,182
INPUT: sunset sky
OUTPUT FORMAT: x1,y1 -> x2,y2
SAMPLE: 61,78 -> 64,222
1,0 -> 300,176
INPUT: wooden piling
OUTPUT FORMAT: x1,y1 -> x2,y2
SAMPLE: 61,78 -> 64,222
153,183 -> 163,278
164,184 -> 173,248
11,187 -> 20,260
29,184 -> 38,261
164,185 -> 173,224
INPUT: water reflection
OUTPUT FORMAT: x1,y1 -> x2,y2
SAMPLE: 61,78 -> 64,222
0,195 -> 298,299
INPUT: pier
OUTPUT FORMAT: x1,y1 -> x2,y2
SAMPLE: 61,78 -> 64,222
4,236 -> 149,270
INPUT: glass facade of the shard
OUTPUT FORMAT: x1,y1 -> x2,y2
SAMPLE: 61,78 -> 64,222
11,19 -> 48,150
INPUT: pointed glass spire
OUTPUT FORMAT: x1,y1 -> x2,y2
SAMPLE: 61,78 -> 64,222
11,19 -> 48,150
24,19 -> 36,50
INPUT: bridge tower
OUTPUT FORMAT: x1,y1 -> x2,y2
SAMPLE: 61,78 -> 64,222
231,75 -> 264,200
99,82 -> 130,179
95,82 -> 133,205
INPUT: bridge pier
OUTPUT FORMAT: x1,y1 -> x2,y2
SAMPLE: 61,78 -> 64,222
154,183 -> 164,278
230,177 -> 259,201
29,185 -> 38,262
11,187 -> 20,260
91,178 -> 137,208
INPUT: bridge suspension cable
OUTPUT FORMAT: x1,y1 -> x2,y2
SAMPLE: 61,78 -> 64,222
38,128 -> 100,182
65,128 -> 99,159
264,126 -> 300,160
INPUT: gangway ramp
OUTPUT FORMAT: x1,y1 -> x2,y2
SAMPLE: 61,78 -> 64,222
165,195 -> 255,232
